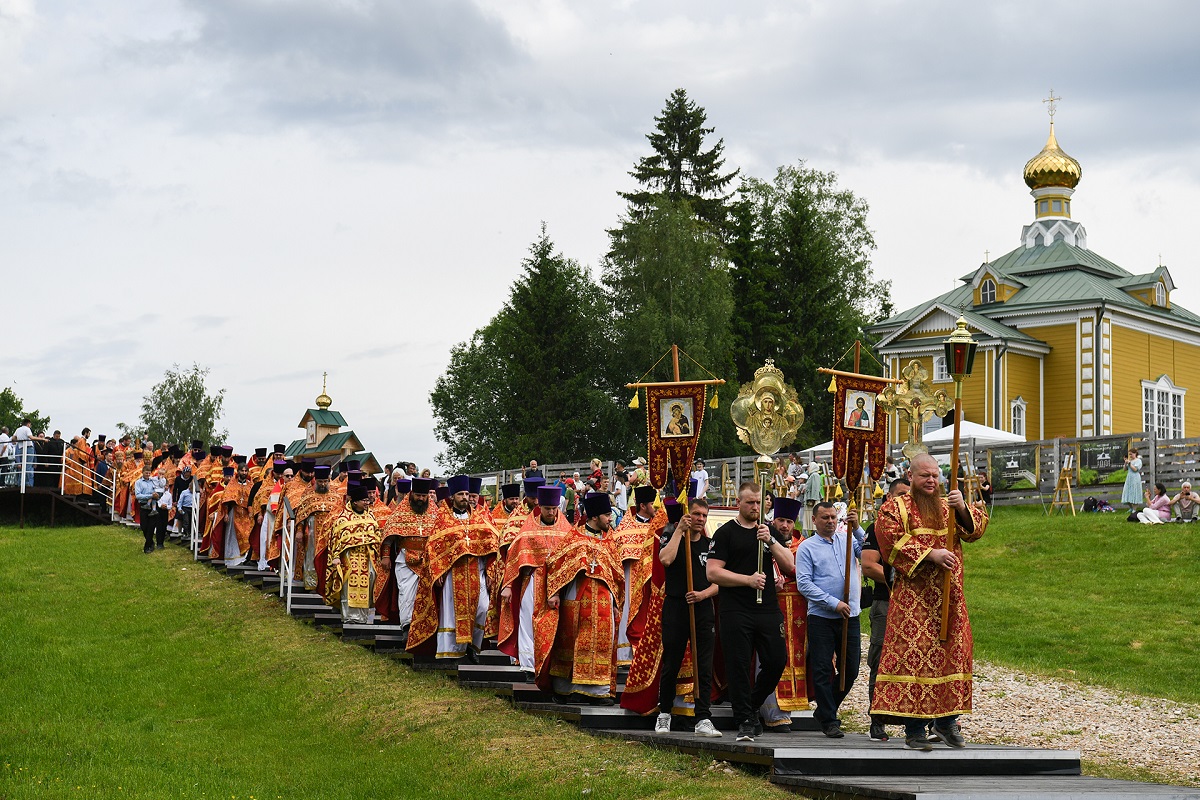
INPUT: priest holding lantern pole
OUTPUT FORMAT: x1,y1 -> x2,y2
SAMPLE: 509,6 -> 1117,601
871,315 -> 990,751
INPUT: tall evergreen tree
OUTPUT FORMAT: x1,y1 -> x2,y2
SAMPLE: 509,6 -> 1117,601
729,164 -> 893,448
431,227 -> 629,472
603,196 -> 740,457
618,88 -> 739,234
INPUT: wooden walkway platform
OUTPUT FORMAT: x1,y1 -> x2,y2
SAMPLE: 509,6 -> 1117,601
170,532 -> 1200,800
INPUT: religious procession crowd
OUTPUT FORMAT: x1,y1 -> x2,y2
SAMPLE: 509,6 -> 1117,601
101,436 -> 990,750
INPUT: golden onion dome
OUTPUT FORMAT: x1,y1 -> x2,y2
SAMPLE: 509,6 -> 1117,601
1023,124 -> 1081,190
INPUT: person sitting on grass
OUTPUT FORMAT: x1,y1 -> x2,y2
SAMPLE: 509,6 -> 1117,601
1170,482 -> 1197,522
1136,483 -> 1171,524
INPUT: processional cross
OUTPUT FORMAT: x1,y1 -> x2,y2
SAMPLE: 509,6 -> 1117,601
877,360 -> 951,459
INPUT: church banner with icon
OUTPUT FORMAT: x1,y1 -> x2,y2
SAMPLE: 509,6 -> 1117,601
830,373 -> 891,494
646,383 -> 707,490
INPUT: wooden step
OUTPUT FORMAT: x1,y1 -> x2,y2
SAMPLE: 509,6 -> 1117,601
769,773 -> 1200,799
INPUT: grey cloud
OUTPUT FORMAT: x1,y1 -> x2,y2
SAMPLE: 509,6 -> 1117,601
25,168 -> 118,207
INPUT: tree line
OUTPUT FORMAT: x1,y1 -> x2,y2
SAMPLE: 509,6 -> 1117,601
432,88 -> 893,473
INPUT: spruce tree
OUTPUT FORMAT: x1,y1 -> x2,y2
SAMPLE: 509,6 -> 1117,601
618,88 -> 739,234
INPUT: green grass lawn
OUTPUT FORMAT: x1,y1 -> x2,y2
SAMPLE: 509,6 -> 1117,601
0,524 -> 789,800
964,505 -> 1200,703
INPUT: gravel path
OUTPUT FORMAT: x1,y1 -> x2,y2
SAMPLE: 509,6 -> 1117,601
833,636 -> 1200,786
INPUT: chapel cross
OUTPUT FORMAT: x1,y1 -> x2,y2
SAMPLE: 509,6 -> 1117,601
1043,89 -> 1061,120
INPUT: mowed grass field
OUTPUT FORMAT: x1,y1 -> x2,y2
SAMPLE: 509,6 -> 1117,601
964,505 -> 1200,703
1,507 -> 1197,798
0,524 -> 789,800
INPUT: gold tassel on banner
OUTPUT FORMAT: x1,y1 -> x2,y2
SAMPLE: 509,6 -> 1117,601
629,390 -> 640,409
834,482 -> 844,500
709,391 -> 718,409
827,375 -> 837,393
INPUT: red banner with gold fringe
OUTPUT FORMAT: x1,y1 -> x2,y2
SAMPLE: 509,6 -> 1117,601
646,383 -> 707,490
831,373 -> 890,494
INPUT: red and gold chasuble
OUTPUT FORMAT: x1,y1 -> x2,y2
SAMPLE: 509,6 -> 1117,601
494,513 -> 572,660
610,510 -> 662,660
535,530 -> 623,693
323,507 -> 381,610
620,536 -> 700,715
269,477 -> 313,563
871,493 -> 988,719
498,505 -> 534,553
202,482 -> 227,557
295,490 -> 343,589
407,507 -> 499,653
374,496 -> 439,621
775,536 -> 810,711
222,478 -> 255,557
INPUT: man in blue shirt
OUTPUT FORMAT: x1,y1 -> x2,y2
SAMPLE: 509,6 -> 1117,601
134,464 -> 164,554
796,500 -> 866,737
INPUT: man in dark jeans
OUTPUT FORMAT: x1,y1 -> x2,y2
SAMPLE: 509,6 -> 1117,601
655,497 -> 721,738
796,501 -> 866,737
706,482 -> 795,742
862,478 -> 910,741
133,464 -> 163,554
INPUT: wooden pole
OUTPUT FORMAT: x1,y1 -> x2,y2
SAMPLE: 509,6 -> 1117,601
671,344 -> 681,383
670,343 -> 700,674
838,342 -> 863,690
940,393 -> 964,641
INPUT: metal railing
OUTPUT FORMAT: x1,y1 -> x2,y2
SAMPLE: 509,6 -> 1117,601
3,445 -> 117,519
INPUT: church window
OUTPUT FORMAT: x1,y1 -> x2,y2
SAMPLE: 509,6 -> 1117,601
1052,200 -> 1062,212
980,279 -> 996,304
1010,397 -> 1027,437
933,356 -> 950,382
1142,376 -> 1185,440
1039,200 -> 1048,213
1155,282 -> 1166,306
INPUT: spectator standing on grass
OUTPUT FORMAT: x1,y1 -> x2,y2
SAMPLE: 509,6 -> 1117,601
691,458 -> 710,500
1121,448 -> 1143,512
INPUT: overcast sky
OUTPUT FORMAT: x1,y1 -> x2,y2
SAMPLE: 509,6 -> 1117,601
3,0 -> 1198,469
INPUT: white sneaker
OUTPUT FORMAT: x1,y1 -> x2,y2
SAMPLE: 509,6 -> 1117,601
694,718 -> 723,738
654,713 -> 672,733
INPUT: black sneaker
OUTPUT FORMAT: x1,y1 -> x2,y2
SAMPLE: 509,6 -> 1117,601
869,722 -> 889,741
905,736 -> 933,751
931,723 -> 966,748
821,722 -> 844,738
735,722 -> 756,742
752,719 -> 763,737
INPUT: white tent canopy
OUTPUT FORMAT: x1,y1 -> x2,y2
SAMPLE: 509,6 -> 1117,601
922,420 -> 1025,447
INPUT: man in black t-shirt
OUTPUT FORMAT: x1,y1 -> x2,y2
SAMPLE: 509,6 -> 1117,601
862,477 -> 909,742
706,481 -> 795,742
655,497 -> 721,737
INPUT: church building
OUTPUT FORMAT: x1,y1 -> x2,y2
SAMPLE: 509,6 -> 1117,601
868,106 -> 1200,442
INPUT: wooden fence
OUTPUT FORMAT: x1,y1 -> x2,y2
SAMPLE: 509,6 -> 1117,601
468,431 -> 1200,509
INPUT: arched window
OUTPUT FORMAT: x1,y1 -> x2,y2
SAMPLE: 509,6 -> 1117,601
1010,396 -> 1027,438
1156,282 -> 1166,306
980,278 -> 997,305
1142,376 -> 1185,440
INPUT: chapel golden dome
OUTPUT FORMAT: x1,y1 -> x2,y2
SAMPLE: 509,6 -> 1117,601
1023,123 -> 1082,191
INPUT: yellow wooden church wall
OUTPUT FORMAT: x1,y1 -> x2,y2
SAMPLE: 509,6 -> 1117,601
1003,352 -> 1042,438
1112,324 -> 1200,436
1022,323 -> 1076,438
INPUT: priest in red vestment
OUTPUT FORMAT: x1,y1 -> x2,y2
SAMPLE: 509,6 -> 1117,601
871,453 -> 988,750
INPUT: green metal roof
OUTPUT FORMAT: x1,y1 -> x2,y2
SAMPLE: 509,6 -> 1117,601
299,408 -> 347,428
873,241 -> 1200,339
315,431 -> 358,452
284,438 -> 306,457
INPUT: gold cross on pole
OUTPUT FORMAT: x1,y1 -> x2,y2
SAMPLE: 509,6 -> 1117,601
1043,89 -> 1061,121
876,360 -> 952,459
